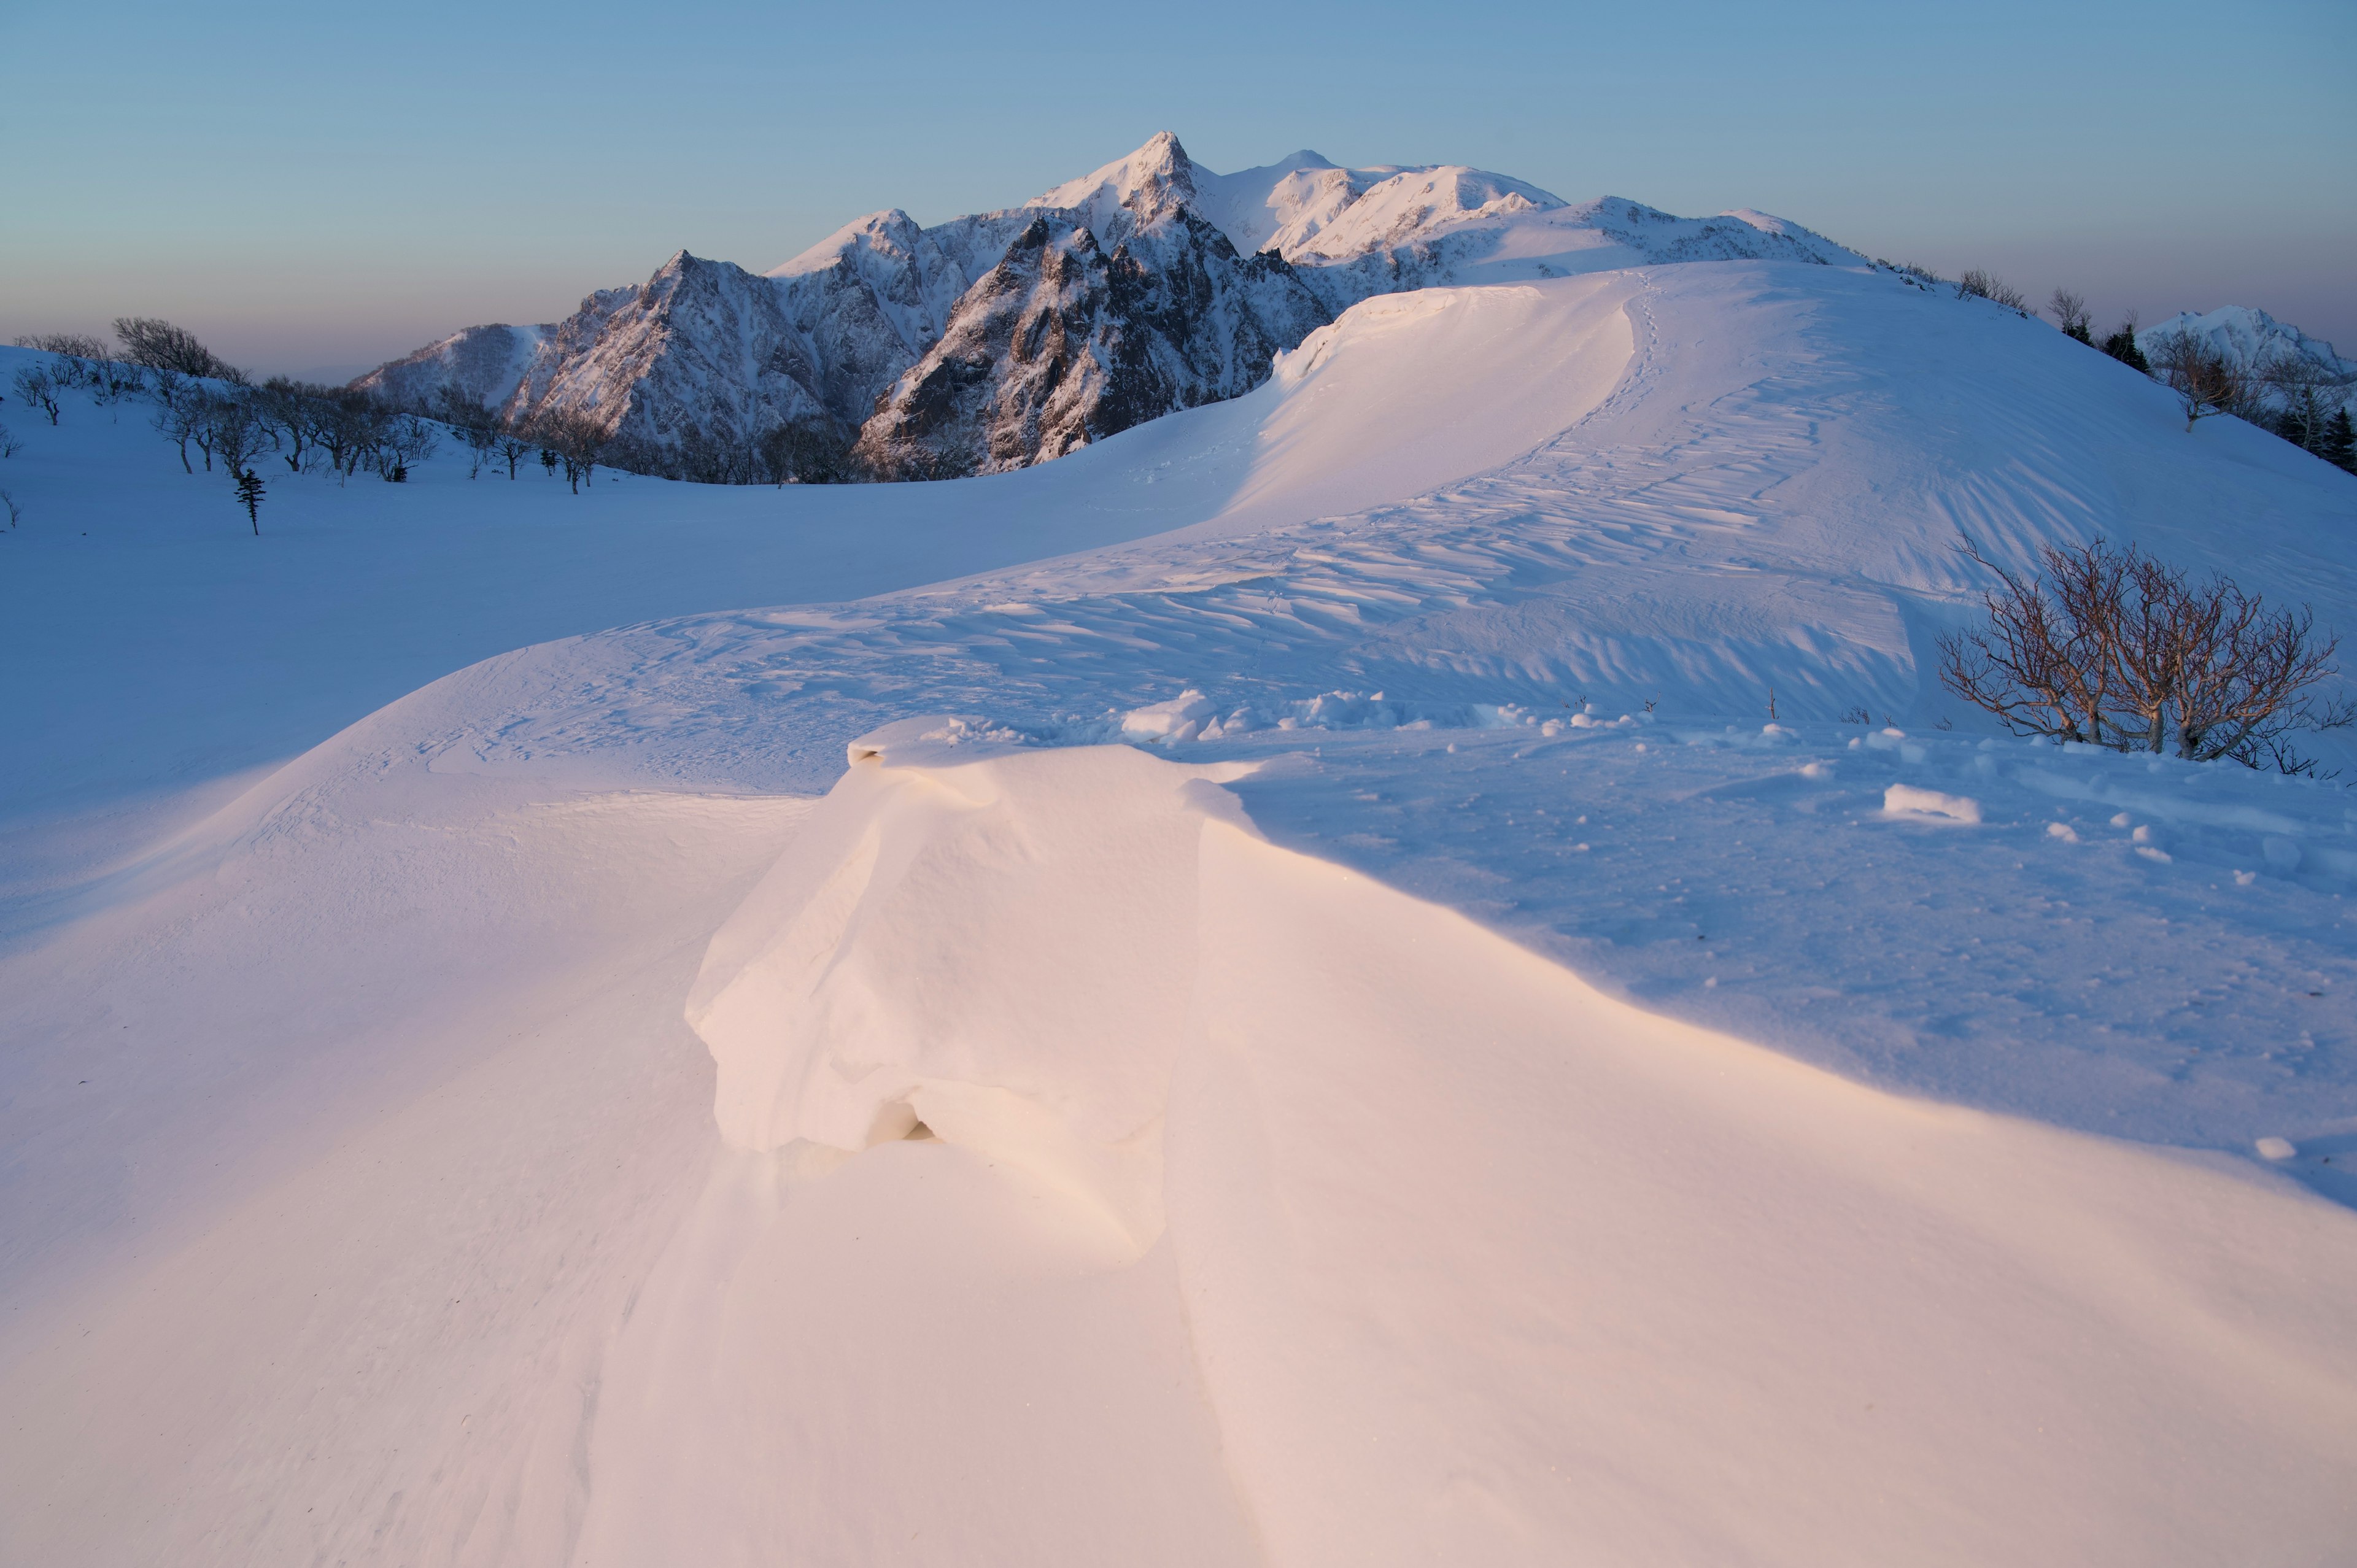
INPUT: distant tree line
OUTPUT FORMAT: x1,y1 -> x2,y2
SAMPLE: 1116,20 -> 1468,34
9,317 -> 874,531
1875,260 -> 2356,473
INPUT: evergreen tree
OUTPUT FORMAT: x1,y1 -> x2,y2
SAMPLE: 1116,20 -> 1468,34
234,468 -> 265,535
2099,318 -> 2150,374
2321,409 -> 2356,474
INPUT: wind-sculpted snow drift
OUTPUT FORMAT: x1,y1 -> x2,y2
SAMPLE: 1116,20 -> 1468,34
573,721 -> 2357,1565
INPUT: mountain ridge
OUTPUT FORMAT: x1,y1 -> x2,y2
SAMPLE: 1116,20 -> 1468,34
355,133 -> 1865,478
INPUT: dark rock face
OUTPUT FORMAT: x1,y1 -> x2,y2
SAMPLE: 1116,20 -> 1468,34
854,208 -> 1330,479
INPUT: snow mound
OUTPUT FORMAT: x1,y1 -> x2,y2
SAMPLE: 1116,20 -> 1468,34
1884,781 -> 1983,822
687,730 -> 1259,1242
664,732 -> 2357,1564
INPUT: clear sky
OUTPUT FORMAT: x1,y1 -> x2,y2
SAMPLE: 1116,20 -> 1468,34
5,0 -> 2351,377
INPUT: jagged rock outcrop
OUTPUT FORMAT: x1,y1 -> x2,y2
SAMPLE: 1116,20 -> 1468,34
854,143 -> 1331,477
355,132 -> 1869,482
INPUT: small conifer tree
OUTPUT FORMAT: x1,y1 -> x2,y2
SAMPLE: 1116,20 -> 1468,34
2099,316 -> 2151,374
2322,409 -> 2356,474
234,468 -> 265,534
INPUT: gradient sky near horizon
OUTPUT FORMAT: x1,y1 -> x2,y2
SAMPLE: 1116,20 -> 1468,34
5,0 -> 2351,377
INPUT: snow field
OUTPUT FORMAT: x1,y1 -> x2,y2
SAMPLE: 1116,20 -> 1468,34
4,248 -> 2356,1561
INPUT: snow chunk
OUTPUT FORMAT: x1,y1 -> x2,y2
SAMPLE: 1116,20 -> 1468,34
1121,689 -> 1219,742
1883,784 -> 1982,824
2256,1136 -> 2297,1161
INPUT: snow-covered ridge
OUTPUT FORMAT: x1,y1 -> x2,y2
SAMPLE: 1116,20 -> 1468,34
354,132 -> 1864,477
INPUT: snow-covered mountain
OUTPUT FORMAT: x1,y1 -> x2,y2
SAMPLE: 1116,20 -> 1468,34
2137,305 -> 2357,418
355,133 -> 1864,478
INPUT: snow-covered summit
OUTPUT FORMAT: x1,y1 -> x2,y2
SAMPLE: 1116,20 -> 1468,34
1024,128 -> 1201,247
2140,306 -> 2357,383
2138,304 -> 2351,371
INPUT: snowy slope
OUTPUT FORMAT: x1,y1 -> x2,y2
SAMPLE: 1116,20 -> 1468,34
5,254 -> 2357,1564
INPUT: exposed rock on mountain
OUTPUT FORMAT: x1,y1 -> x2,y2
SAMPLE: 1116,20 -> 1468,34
356,132 -> 1867,480
856,147 -> 1331,478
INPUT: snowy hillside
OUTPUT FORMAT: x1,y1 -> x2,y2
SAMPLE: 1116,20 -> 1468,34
356,133 -> 1864,477
4,252 -> 2356,1564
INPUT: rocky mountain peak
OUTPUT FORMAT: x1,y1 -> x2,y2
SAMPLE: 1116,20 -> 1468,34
1027,131 -> 1199,247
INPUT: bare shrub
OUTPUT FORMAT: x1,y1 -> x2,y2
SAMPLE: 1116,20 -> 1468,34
0,488 -> 18,527
0,420 -> 18,458
1957,269 -> 2029,313
2148,331 -> 2250,431
13,365 -> 61,424
1940,538 -> 2347,771
15,331 -> 110,361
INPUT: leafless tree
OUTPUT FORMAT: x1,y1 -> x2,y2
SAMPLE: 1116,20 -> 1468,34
206,392 -> 275,484
495,429 -> 534,480
758,419 -> 854,485
311,390 -> 388,482
530,409 -> 606,493
2046,288 -> 2093,344
254,377 -> 325,473
2148,331 -> 2250,431
431,386 -> 501,478
114,317 -> 234,380
150,369 -> 206,471
0,488 -> 18,528
0,421 -> 18,459
367,412 -> 439,481
1940,536 -> 2345,771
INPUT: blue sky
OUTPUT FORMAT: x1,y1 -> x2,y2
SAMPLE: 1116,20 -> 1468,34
4,0 -> 2351,375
